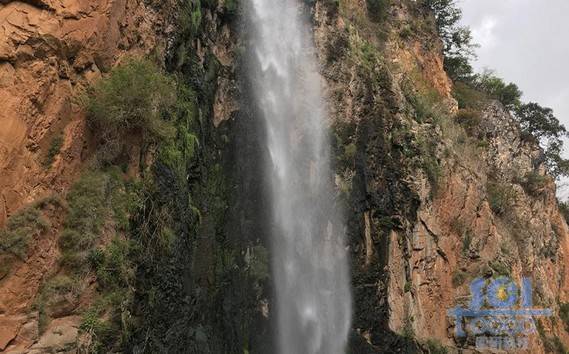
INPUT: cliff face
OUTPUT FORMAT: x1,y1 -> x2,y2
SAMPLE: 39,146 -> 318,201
313,0 -> 569,352
1,0 -> 568,353
0,0 -> 169,224
0,0 -> 171,351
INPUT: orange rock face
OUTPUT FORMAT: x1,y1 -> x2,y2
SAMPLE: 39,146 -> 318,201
0,0 -> 168,225
0,0 -> 169,351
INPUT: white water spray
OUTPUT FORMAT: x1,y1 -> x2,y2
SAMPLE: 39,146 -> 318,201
246,1 -> 352,353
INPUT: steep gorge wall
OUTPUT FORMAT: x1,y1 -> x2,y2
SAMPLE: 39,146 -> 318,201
312,0 -> 569,352
0,0 -> 172,351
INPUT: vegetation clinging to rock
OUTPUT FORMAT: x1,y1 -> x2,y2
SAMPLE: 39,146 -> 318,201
85,58 -> 177,163
432,0 -> 569,180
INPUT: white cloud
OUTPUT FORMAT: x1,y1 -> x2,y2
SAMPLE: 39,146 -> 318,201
471,16 -> 497,49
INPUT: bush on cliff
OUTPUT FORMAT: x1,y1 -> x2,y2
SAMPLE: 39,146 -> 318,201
487,181 -> 516,216
0,206 -> 50,259
366,0 -> 390,21
85,58 -> 177,163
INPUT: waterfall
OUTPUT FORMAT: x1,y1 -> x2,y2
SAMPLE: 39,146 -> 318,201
246,1 -> 352,353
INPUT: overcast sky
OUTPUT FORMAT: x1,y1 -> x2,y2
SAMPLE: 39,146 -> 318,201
459,0 -> 569,197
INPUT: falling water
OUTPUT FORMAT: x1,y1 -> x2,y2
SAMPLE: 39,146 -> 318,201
246,1 -> 352,353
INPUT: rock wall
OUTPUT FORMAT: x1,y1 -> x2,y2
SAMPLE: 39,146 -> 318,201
0,0 -> 169,225
0,0 -> 171,351
313,0 -> 569,352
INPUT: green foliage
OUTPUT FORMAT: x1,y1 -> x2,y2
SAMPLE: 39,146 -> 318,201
366,0 -> 390,21
35,274 -> 82,333
521,171 -> 549,196
452,82 -> 488,110
424,0 -> 477,81
514,102 -> 569,178
415,133 -> 442,196
515,102 -> 565,140
471,70 -> 522,110
59,172 -> 110,271
404,281 -> 412,293
55,171 -> 139,352
80,303 -> 115,354
487,181 -> 515,216
59,171 -> 139,274
0,206 -> 50,259
559,201 -> 569,225
444,55 -> 474,82
39,275 -> 81,309
455,109 -> 481,136
425,339 -> 448,354
462,230 -> 472,255
544,140 -> 569,179
92,238 -> 133,292
560,303 -> 569,331
428,0 -> 569,180
452,271 -> 467,287
179,1 -> 202,41
489,260 -> 510,277
85,58 -> 176,163
44,135 -> 64,167
222,0 -> 238,16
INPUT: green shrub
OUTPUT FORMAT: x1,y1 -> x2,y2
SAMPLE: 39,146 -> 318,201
452,271 -> 467,287
59,171 -> 139,274
405,88 -> 436,123
399,25 -> 413,39
487,181 -> 515,216
455,109 -> 481,135
85,58 -> 176,163
452,82 -> 488,109
560,303 -> 569,331
59,173 -> 109,269
462,231 -> 472,255
40,275 -> 81,308
44,135 -> 64,167
80,304 -> 115,353
179,1 -> 202,40
93,238 -> 132,292
425,339 -> 448,354
543,336 -> 567,354
489,260 -> 510,277
559,201 -> 569,225
35,274 -> 82,332
521,171 -> 549,196
472,71 -> 522,110
366,0 -> 390,21
0,207 -> 50,259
